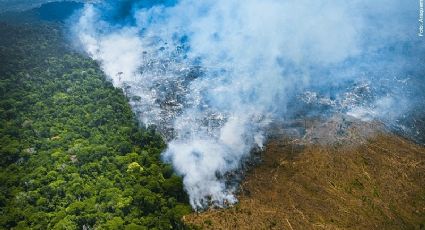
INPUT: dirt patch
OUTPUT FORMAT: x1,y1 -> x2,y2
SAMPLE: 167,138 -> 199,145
184,133 -> 425,229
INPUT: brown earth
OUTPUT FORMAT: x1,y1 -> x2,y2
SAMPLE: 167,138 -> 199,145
184,132 -> 425,229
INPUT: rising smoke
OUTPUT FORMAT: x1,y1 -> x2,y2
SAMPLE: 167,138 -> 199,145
72,0 -> 425,209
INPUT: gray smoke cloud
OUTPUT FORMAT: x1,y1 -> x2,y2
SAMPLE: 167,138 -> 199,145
72,0 -> 424,209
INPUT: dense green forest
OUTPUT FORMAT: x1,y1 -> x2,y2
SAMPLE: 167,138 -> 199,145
0,15 -> 192,229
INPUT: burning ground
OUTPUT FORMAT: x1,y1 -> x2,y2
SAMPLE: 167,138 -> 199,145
73,0 -> 425,209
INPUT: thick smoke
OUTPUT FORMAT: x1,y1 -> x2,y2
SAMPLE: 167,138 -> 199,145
72,0 -> 425,209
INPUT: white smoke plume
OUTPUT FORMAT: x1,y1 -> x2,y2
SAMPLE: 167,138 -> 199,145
72,0 -> 424,209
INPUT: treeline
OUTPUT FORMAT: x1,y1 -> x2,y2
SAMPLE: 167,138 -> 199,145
0,20 -> 192,229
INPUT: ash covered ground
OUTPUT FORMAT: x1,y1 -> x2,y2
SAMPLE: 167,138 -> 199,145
123,58 -> 425,145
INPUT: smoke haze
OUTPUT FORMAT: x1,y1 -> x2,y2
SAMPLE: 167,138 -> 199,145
72,0 -> 425,209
